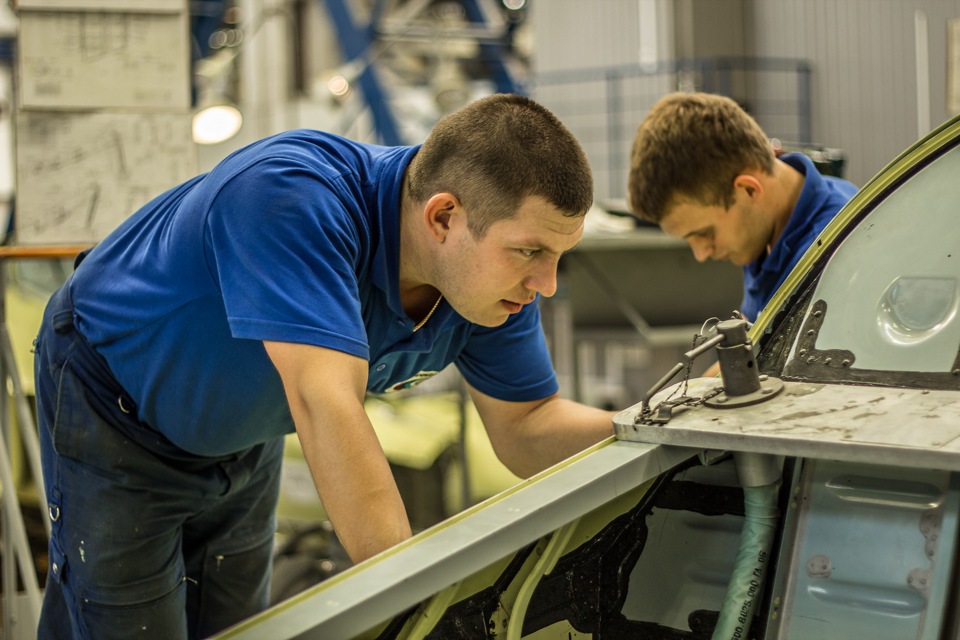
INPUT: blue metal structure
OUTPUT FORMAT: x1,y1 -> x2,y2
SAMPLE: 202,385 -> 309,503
320,0 -> 522,145
321,0 -> 404,145
459,0 -> 521,95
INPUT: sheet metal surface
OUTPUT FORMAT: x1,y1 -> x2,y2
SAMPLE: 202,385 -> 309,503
615,377 -> 960,471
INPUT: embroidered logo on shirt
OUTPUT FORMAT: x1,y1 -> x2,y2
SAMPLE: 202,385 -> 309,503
387,370 -> 440,392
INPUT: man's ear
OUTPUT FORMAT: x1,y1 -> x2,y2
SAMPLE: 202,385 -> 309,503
424,192 -> 461,242
733,174 -> 763,200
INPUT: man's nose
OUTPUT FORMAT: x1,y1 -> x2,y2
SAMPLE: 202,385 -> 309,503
689,240 -> 712,263
524,260 -> 559,298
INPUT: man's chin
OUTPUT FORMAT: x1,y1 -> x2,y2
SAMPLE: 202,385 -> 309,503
463,310 -> 510,328
477,315 -> 510,328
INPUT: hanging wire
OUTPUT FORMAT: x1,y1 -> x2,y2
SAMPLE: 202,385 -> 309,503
636,318 -> 726,425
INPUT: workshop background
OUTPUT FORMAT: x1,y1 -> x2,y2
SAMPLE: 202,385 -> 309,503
2,0 -> 960,637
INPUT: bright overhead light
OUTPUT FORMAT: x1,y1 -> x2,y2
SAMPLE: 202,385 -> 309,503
192,103 -> 243,145
327,74 -> 351,98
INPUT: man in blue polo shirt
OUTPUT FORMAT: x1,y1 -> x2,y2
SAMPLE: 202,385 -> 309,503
627,91 -> 858,322
34,93 -> 616,639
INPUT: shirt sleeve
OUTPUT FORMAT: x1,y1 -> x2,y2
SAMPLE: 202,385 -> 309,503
203,155 -> 373,360
455,299 -> 559,402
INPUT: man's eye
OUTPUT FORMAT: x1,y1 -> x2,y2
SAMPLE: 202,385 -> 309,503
519,248 -> 540,257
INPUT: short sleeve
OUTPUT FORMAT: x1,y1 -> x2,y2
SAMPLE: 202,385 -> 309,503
204,156 -> 373,359
456,300 -> 559,402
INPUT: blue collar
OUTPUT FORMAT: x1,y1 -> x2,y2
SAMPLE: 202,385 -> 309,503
748,152 -> 825,277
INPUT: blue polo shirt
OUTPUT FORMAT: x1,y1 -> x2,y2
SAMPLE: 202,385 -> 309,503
741,153 -> 858,321
69,130 -> 559,456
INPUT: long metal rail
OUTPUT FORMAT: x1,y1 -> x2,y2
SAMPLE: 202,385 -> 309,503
214,439 -> 694,640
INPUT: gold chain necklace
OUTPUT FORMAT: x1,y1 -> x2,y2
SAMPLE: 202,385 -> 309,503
412,294 -> 443,332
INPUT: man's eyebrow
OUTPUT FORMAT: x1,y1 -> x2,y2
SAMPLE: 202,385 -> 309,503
682,226 -> 711,240
516,238 -> 581,254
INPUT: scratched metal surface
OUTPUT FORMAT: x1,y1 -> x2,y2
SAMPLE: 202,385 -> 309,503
614,377 -> 960,471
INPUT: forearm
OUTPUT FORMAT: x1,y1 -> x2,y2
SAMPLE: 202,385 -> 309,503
491,397 -> 615,478
265,341 -> 413,564
296,407 -> 412,564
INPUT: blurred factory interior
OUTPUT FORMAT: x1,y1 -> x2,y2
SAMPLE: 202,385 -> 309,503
3,1 -> 960,638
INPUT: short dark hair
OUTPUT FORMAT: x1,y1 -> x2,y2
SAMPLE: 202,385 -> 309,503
628,92 -> 775,222
407,93 -> 593,237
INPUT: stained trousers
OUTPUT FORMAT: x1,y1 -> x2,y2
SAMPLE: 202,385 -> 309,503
34,282 -> 284,639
